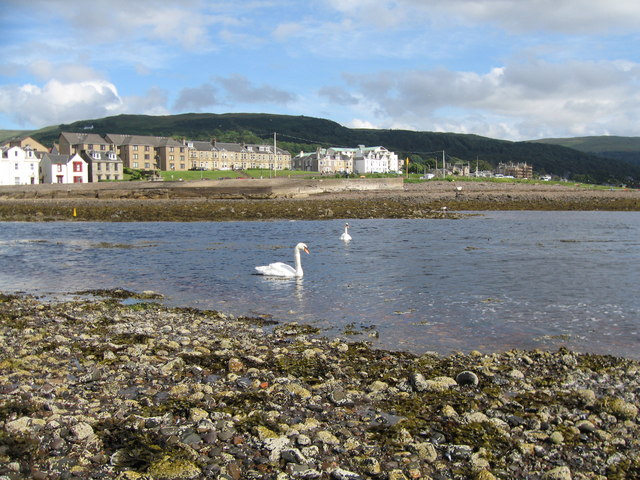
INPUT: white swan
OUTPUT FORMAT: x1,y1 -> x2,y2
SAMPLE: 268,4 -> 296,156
255,243 -> 310,277
340,222 -> 352,241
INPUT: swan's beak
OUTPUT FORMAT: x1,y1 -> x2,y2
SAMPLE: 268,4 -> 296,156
303,247 -> 310,254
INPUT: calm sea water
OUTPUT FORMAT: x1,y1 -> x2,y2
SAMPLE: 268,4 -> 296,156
1,211 -> 639,358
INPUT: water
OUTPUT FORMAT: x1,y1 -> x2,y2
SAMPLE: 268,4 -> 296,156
1,211 -> 639,358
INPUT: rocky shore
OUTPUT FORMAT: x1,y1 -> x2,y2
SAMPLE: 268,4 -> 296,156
1,291 -> 639,479
0,181 -> 638,221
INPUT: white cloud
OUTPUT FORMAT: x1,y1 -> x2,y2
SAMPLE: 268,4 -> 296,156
0,79 -> 170,128
341,59 -> 640,139
346,118 -> 378,129
0,79 -> 122,127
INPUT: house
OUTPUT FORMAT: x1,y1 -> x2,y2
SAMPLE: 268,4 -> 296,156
40,153 -> 87,184
80,150 -> 124,182
1,135 -> 49,154
0,145 -> 40,185
292,147 -> 355,174
353,145 -> 400,174
496,162 -> 533,179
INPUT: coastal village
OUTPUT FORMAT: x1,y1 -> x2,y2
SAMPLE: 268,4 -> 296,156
0,132 -> 535,186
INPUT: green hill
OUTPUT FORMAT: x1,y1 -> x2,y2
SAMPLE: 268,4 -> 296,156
532,136 -> 640,168
11,113 -> 640,186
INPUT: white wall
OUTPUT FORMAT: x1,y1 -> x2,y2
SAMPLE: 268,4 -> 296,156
0,146 -> 40,185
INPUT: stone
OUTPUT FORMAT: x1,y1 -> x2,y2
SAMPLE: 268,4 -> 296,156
543,466 -> 572,480
456,370 -> 479,386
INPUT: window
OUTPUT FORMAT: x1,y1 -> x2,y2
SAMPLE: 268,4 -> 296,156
57,164 -> 63,172
145,146 -> 150,151
133,162 -> 139,168
14,163 -> 18,170
73,176 -> 83,183
144,154 -> 150,160
133,145 -> 138,151
106,163 -> 110,171
56,175 -> 64,183
73,162 -> 83,172
134,154 -> 138,160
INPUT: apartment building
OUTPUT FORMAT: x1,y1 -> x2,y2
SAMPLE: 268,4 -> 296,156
59,132 -> 114,156
57,132 -> 291,173
186,139 -> 291,171
0,145 -> 40,185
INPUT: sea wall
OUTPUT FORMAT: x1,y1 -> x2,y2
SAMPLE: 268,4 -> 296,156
0,177 -> 404,200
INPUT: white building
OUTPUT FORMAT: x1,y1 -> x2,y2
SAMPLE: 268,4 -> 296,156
354,145 -> 400,174
292,145 -> 400,174
40,153 -> 88,184
0,146 -> 40,185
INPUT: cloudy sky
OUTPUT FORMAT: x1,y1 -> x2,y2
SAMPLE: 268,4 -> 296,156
1,0 -> 639,141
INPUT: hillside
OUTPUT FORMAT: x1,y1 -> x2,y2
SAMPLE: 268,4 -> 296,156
533,135 -> 640,168
9,113 -> 640,186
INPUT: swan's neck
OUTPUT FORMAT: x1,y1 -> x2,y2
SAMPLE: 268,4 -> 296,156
294,247 -> 303,276
344,225 -> 349,234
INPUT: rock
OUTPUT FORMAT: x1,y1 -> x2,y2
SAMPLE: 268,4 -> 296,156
456,370 -> 479,386
70,422 -> 94,441
543,465 -> 572,480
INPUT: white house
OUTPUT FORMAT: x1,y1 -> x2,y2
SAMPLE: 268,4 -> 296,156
0,145 -> 40,185
40,153 -> 88,184
353,145 -> 400,174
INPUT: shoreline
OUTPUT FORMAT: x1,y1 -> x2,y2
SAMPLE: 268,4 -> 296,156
1,291 -> 639,479
0,181 -> 638,221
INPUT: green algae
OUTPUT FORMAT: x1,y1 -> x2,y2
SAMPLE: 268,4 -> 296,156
0,400 -> 38,421
0,431 -> 39,463
96,418 -> 199,474
275,354 -> 329,384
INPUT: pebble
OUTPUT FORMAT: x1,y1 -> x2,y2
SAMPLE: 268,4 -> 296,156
0,293 -> 638,480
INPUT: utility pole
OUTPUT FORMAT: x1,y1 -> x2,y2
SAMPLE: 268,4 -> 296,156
442,150 -> 446,178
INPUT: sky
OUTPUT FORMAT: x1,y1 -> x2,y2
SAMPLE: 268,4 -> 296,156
1,0 -> 640,141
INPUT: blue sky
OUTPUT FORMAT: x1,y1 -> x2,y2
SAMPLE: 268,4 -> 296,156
1,0 -> 639,141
